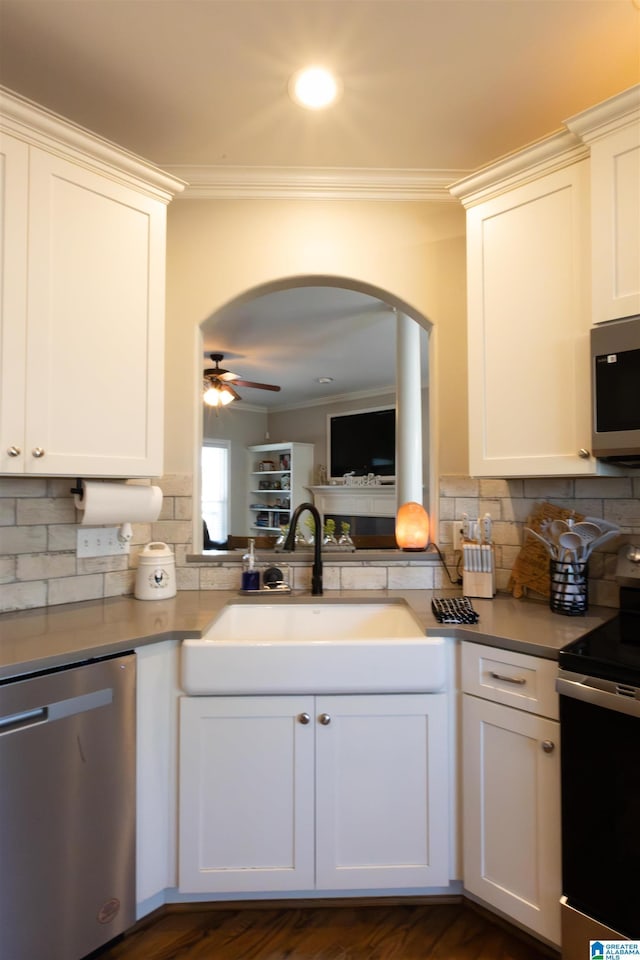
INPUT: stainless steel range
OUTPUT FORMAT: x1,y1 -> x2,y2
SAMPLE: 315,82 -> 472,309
557,545 -> 640,957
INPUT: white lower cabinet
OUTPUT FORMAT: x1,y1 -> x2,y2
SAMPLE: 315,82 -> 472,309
179,692 -> 449,895
136,640 -> 180,913
461,642 -> 561,946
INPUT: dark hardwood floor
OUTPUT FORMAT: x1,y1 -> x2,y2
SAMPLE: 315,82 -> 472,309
94,902 -> 557,960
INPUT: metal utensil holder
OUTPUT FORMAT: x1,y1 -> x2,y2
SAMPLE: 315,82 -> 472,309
549,559 -> 589,616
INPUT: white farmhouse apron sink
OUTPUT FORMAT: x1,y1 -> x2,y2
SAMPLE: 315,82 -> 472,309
181,599 -> 446,695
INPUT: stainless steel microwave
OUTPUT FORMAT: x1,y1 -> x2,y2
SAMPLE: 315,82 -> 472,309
591,314 -> 640,464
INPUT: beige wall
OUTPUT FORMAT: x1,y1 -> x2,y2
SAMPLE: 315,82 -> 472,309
164,197 -> 468,485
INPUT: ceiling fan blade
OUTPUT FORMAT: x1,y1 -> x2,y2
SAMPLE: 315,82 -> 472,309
231,378 -> 281,392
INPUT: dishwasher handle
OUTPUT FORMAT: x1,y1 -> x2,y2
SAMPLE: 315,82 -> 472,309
0,687 -> 113,737
0,706 -> 48,735
557,673 -> 640,719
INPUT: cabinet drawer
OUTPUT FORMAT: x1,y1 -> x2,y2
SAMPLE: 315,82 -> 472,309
461,642 -> 558,720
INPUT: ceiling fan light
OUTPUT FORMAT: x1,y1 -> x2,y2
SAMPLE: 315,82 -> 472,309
203,381 -> 236,407
203,384 -> 222,406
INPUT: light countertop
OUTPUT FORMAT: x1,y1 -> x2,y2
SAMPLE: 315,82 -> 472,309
0,588 -> 618,682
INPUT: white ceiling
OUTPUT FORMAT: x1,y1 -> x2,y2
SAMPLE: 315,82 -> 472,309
1,0 -> 638,407
1,0 -> 637,171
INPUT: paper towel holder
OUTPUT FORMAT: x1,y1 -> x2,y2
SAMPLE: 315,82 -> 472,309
70,479 -> 134,542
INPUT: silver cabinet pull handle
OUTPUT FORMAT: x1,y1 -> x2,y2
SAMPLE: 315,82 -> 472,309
7,445 -> 21,457
578,448 -> 591,459
298,712 -> 310,725
31,447 -> 45,458
489,671 -> 526,685
319,713 -> 331,725
542,740 -> 555,754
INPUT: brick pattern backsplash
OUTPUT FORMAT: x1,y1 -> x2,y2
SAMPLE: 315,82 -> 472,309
438,475 -> 640,607
1,472 -> 639,613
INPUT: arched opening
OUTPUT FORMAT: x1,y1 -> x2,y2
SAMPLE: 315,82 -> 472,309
196,274 -> 434,553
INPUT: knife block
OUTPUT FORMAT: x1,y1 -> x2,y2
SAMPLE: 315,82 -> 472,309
463,570 -> 495,598
462,544 -> 496,598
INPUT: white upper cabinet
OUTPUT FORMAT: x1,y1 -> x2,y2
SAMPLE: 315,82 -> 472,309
0,89 -> 184,477
452,136 -> 598,477
452,86 -> 640,478
566,85 -> 640,325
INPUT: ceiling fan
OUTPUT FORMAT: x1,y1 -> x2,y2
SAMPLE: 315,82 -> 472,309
203,353 -> 281,406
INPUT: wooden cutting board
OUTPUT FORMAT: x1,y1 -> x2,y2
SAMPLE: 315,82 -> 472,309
508,501 -> 585,599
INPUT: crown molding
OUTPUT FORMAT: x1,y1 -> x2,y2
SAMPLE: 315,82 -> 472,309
449,129 -> 588,207
164,164 -> 469,201
0,86 -> 186,201
565,83 -> 640,144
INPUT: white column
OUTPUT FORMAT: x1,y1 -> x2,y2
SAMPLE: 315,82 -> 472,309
396,310 -> 423,505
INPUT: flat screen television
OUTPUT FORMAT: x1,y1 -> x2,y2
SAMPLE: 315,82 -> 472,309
328,407 -> 395,481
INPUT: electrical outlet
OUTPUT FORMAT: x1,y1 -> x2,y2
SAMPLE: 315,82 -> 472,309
452,521 -> 464,552
77,527 -> 130,558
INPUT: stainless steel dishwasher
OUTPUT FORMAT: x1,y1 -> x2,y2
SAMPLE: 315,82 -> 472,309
0,652 -> 136,960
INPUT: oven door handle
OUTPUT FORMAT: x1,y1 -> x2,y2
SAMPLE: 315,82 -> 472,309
556,675 -> 640,718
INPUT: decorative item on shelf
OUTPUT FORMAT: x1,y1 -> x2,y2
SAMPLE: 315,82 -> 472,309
316,464 -> 328,485
281,474 -> 290,489
338,521 -> 354,548
323,518 -> 338,546
343,472 -> 382,487
395,502 -> 430,551
304,514 -> 316,544
258,460 -> 275,471
279,453 -> 291,470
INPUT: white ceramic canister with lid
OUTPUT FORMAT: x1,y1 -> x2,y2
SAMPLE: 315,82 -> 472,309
135,542 -> 177,600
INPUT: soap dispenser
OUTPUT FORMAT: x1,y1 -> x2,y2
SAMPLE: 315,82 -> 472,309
241,538 -> 260,591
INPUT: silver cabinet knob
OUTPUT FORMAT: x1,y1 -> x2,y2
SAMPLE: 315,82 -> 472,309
298,712 -> 310,725
7,445 -> 21,457
31,447 -> 45,458
578,448 -> 591,459
319,713 -> 331,726
542,739 -> 555,754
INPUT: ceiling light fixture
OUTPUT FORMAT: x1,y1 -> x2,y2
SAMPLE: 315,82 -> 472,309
316,376 -> 334,384
203,380 -> 238,408
289,66 -> 342,110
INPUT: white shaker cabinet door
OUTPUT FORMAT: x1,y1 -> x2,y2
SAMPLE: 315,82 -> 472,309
179,695 -> 316,894
0,132 -> 29,471
23,147 -> 166,476
466,161 -> 597,477
462,694 -> 561,946
590,122 -> 640,324
315,693 -> 450,890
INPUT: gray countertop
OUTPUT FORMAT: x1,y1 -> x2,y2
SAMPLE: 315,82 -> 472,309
0,588 -> 617,681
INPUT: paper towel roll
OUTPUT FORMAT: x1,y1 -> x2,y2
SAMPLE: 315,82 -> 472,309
74,481 -> 163,526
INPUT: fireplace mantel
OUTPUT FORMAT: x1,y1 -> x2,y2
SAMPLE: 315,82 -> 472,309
308,485 -> 397,518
